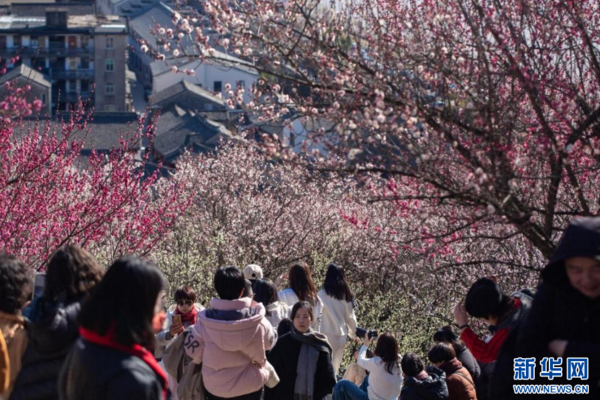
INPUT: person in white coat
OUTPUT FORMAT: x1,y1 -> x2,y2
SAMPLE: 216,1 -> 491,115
318,263 -> 358,375
333,333 -> 403,400
253,279 -> 291,329
277,262 -> 324,331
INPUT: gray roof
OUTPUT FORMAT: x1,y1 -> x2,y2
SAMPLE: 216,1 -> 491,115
149,50 -> 258,77
150,79 -> 226,109
0,64 -> 50,87
153,105 -> 230,159
16,113 -> 142,151
130,2 -> 173,47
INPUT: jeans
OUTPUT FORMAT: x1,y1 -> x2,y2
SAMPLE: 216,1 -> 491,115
206,388 -> 263,400
332,376 -> 370,400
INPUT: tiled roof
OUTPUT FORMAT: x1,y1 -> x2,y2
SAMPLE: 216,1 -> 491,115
0,64 -> 51,87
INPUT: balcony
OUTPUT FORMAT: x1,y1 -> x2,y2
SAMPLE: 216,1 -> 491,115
52,69 -> 95,79
0,46 -> 94,57
52,91 -> 93,103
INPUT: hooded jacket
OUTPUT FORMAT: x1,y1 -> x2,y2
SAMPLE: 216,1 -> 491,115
10,297 -> 81,400
184,298 -> 277,398
400,369 -> 449,400
508,217 -> 600,399
439,359 -> 476,400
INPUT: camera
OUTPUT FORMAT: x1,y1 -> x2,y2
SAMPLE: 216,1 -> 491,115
355,327 -> 378,340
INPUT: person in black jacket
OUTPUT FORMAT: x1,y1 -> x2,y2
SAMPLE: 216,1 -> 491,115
265,301 -> 336,400
433,327 -> 480,383
492,217 -> 600,399
58,257 -> 168,400
400,353 -> 449,400
10,245 -> 104,400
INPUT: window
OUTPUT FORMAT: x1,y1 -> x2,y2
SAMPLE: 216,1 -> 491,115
104,105 -> 117,112
13,35 -> 22,48
81,35 -> 90,49
238,80 -> 245,89
213,81 -> 222,92
41,93 -> 46,104
106,37 -> 114,49
69,58 -> 78,70
81,80 -> 90,92
105,59 -> 114,72
30,36 -> 39,48
68,80 -> 77,93
80,57 -> 90,69
106,84 -> 115,95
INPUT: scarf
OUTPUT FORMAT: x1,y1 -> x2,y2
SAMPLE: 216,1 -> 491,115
175,306 -> 198,326
80,327 -> 168,400
290,328 -> 332,400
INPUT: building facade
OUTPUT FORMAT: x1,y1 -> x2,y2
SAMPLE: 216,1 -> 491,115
0,3 -> 130,112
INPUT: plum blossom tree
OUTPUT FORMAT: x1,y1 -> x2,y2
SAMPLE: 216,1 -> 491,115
0,105 -> 193,269
155,0 -> 600,271
155,141 -> 539,354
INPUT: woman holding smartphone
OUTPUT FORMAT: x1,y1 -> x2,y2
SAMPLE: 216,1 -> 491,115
155,285 -> 203,400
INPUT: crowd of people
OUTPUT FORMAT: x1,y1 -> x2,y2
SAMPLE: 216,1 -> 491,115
0,217 -> 599,400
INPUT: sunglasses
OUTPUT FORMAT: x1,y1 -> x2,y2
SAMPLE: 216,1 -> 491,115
177,300 -> 193,306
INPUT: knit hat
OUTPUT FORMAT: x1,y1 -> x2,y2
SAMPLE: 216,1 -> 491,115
243,264 -> 263,281
465,278 -> 503,319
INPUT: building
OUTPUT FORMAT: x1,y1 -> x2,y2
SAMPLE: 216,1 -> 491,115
129,2 -> 258,102
0,3 -> 130,112
0,63 -> 51,115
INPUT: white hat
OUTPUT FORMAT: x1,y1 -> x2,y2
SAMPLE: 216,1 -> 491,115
244,264 -> 263,280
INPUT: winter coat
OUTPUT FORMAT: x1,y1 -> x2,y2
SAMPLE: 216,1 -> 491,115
57,338 -> 164,400
264,332 -> 336,400
317,290 -> 357,338
490,218 -> 600,399
400,369 -> 449,400
439,359 -> 476,400
184,298 -> 277,398
264,302 -> 290,329
277,289 -> 323,331
454,347 -> 480,383
10,297 -> 81,400
0,313 -> 27,399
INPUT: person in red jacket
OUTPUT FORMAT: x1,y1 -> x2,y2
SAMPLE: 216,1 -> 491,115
428,343 -> 477,400
453,277 -> 533,399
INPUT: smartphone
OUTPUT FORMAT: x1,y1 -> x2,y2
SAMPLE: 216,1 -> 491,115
172,314 -> 182,326
33,273 -> 46,300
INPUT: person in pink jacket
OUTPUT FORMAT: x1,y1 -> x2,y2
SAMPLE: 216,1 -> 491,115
184,266 -> 278,400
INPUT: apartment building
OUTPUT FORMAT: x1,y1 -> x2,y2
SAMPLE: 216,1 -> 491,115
0,3 -> 130,112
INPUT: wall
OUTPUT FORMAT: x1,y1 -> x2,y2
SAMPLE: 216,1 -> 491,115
94,33 -> 128,112
152,60 -> 257,103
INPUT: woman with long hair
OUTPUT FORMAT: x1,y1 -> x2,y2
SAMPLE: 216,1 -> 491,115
277,262 -> 323,331
265,301 -> 336,400
11,245 -> 104,400
58,257 -> 168,400
333,332 -> 402,400
253,279 -> 290,329
318,263 -> 358,374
